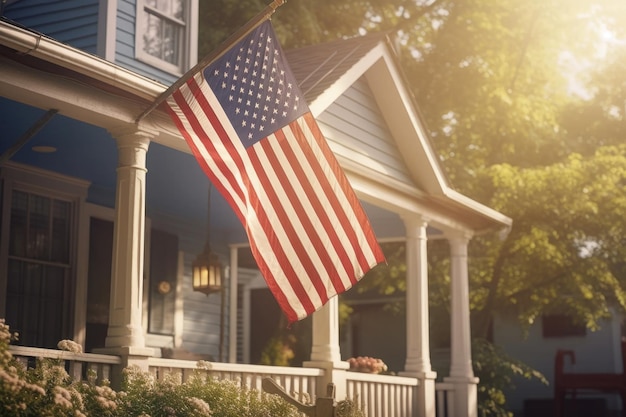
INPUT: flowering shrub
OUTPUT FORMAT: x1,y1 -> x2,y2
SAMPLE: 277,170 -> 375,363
347,356 -> 388,374
0,320 -> 364,417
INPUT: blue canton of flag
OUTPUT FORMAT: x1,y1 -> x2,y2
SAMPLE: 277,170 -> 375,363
203,27 -> 308,148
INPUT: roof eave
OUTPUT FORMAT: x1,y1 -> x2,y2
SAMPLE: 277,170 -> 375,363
0,19 -> 166,102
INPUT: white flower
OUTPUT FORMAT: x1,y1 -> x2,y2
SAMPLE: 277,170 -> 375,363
57,339 -> 83,353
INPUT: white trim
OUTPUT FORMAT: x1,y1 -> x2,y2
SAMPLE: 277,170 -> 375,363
75,203 -> 116,348
237,268 -> 265,363
97,0 -> 117,61
134,0 -> 198,76
142,219 -> 152,335
0,20 -> 165,101
174,250 -> 185,347
228,245 -> 238,363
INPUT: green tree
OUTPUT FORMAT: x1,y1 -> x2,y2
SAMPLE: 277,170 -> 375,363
473,146 -> 626,338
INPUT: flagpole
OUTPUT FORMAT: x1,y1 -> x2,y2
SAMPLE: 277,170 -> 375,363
135,0 -> 286,123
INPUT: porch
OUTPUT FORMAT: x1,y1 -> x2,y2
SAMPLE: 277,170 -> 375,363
9,344 -> 456,417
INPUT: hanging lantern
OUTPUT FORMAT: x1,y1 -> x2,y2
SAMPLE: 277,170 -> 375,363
192,248 -> 222,295
192,185 -> 222,295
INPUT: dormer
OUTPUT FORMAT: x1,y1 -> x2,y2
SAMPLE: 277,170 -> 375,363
1,0 -> 198,84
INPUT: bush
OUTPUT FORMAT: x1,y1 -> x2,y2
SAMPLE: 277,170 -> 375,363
0,320 -> 363,417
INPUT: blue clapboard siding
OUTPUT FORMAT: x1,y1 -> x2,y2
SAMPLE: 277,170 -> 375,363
3,0 -> 99,54
115,0 -> 178,85
317,77 -> 414,187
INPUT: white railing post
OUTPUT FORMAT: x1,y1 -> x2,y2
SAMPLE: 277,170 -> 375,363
303,297 -> 350,401
443,232 -> 478,417
400,214 -> 437,417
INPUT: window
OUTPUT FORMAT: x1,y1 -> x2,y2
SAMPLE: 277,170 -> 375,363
136,0 -> 193,74
1,163 -> 88,350
542,314 -> 586,338
6,191 -> 74,348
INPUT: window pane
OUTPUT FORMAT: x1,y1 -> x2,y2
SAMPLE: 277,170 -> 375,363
29,194 -> 50,260
141,0 -> 185,66
9,191 -> 28,257
143,12 -> 182,65
162,20 -> 180,64
51,200 -> 70,262
146,0 -> 185,20
6,190 -> 73,349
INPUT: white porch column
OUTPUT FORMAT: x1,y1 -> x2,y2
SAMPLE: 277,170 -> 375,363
304,297 -> 349,400
444,231 -> 478,417
103,127 -> 153,357
400,215 -> 436,417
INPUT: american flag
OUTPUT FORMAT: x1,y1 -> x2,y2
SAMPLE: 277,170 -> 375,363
166,20 -> 385,323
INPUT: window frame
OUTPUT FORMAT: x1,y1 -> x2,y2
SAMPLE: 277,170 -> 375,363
0,162 -> 89,347
542,314 -> 587,338
135,0 -> 198,76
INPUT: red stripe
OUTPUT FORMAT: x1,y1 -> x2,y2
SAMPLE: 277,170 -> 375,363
167,91 -> 246,224
252,133 -> 331,302
181,78 -> 249,214
298,115 -> 377,280
303,113 -> 385,274
246,233 -> 300,322
245,140 -> 322,310
272,124 -> 350,292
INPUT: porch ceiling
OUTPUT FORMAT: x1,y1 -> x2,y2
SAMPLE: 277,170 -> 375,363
0,96 -> 406,243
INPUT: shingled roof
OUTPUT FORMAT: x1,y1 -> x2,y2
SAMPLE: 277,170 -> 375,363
285,31 -> 390,104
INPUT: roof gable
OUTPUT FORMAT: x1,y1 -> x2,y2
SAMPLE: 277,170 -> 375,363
286,34 -> 512,232
287,34 -> 448,196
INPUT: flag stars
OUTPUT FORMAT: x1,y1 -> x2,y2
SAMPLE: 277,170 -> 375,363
204,25 -> 307,146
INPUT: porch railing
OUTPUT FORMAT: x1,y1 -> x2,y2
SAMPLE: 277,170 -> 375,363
346,371 -> 419,417
147,357 -> 323,404
8,345 -> 458,417
435,381 -> 455,417
8,345 -> 122,383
